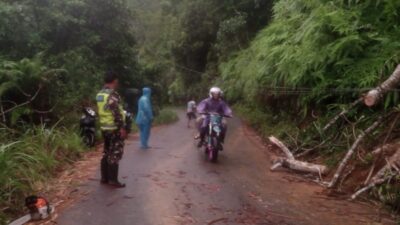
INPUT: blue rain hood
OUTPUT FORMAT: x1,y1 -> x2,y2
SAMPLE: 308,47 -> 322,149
135,87 -> 153,125
143,87 -> 151,97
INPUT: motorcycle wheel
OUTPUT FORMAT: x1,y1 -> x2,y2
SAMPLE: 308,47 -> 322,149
83,132 -> 95,147
210,137 -> 219,162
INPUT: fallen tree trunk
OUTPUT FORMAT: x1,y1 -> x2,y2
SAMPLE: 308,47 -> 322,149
328,117 -> 382,188
323,98 -> 363,132
364,64 -> 400,107
271,157 -> 328,175
269,136 -> 328,176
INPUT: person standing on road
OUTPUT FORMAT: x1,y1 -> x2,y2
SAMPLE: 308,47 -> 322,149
96,71 -> 127,188
186,98 -> 197,128
135,87 -> 154,149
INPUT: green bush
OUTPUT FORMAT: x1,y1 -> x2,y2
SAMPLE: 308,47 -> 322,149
0,125 -> 87,224
220,0 -> 400,114
153,108 -> 179,125
234,104 -> 299,140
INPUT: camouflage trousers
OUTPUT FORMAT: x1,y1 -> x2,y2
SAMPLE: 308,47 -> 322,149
102,130 -> 124,165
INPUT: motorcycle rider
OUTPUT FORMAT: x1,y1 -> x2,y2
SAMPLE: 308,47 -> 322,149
96,71 -> 127,188
196,87 -> 232,150
186,98 -> 197,128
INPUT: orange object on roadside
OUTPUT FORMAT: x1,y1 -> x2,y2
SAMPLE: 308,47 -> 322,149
35,198 -> 48,208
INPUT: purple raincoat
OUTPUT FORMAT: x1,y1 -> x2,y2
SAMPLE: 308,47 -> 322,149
197,97 -> 232,127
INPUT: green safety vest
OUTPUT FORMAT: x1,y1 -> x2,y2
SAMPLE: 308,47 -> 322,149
96,89 -> 125,131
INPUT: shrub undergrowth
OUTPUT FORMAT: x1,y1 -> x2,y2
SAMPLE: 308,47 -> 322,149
0,125 -> 87,224
153,108 -> 179,126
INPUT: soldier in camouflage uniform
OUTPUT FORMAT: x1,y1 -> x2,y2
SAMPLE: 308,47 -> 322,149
96,71 -> 127,188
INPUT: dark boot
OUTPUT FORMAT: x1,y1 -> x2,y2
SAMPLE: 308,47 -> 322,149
217,142 -> 224,151
108,164 -> 125,188
197,139 -> 204,148
218,135 -> 224,151
100,156 -> 108,184
197,129 -> 206,147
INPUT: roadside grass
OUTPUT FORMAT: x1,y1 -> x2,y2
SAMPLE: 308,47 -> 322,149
234,104 -> 299,141
0,125 -> 88,224
153,108 -> 179,126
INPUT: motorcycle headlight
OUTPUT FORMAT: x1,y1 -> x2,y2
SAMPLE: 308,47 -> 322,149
88,109 -> 95,116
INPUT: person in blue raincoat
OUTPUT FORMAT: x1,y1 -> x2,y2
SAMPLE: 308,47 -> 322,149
135,87 -> 154,149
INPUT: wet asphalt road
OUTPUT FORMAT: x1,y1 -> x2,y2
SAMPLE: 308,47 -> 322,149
57,110 -> 394,225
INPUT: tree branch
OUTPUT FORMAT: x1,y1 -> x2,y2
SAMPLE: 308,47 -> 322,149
323,98 -> 362,132
364,64 -> 400,107
0,86 -> 42,116
328,117 -> 383,188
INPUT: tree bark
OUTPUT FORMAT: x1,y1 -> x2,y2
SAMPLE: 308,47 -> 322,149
328,117 -> 382,188
352,149 -> 400,199
351,167 -> 391,200
269,136 -> 328,175
269,136 -> 294,160
364,64 -> 400,107
271,157 -> 328,175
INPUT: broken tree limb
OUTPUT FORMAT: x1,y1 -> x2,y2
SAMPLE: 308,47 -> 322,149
372,145 -> 389,156
351,167 -> 393,200
269,136 -> 294,160
323,98 -> 363,132
363,163 -> 375,185
339,166 -> 355,190
270,161 -> 282,170
271,157 -> 328,175
351,148 -> 400,200
364,64 -> 400,107
328,117 -> 383,188
269,136 -> 328,175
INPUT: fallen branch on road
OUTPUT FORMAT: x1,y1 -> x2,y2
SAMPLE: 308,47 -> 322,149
269,136 -> 328,176
269,136 -> 294,160
272,157 -> 328,175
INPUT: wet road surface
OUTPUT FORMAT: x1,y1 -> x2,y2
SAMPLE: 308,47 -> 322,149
57,111 -> 395,225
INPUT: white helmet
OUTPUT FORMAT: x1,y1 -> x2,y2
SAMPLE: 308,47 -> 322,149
209,86 -> 223,97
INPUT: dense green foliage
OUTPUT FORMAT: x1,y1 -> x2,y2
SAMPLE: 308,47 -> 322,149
217,0 -> 400,170
220,0 -> 400,113
0,1 -> 166,223
0,0 -> 143,126
0,125 -> 86,222
130,0 -> 274,101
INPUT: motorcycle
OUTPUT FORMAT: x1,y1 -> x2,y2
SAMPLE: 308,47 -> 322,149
80,107 -> 96,147
203,113 -> 225,162
124,110 -> 134,133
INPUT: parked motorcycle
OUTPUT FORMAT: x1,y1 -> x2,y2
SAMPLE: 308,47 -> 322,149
124,110 -> 134,133
80,107 -> 96,147
203,113 -> 225,162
